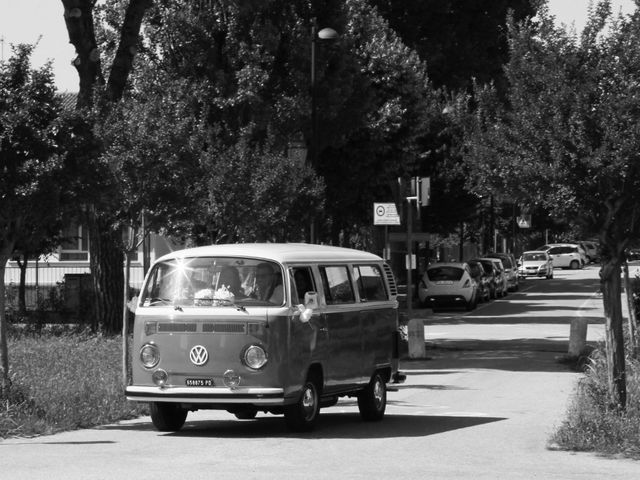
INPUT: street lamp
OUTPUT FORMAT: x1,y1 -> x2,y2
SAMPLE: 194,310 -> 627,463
309,19 -> 338,243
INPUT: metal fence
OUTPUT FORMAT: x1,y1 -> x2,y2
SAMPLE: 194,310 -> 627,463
3,262 -> 145,312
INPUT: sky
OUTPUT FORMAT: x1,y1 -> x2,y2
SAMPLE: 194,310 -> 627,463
0,0 -> 637,93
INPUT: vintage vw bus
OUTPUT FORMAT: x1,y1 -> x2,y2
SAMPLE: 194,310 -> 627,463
125,243 -> 403,432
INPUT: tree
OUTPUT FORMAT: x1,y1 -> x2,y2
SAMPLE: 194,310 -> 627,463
464,1 -> 640,408
0,45 -> 63,394
130,0 -> 441,247
370,0 -> 540,93
60,0 -> 154,333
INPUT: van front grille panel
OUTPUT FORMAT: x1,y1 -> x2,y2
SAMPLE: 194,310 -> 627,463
158,323 -> 198,333
202,323 -> 247,334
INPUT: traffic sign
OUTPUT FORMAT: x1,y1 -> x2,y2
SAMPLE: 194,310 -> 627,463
373,203 -> 401,225
517,215 -> 532,228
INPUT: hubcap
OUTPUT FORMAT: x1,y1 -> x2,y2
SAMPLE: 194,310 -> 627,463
302,384 -> 317,420
373,379 -> 384,409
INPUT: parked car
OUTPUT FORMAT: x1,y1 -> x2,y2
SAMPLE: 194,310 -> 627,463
578,241 -> 599,263
473,258 -> 507,298
539,243 -> 586,267
468,259 -> 491,302
518,250 -> 553,279
627,248 -> 640,262
539,244 -> 583,269
418,262 -> 479,311
486,252 -> 519,291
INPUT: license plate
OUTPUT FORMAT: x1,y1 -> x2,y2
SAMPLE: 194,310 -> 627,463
186,378 -> 214,387
436,281 -> 453,285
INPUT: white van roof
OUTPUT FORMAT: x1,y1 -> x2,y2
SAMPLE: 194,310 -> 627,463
155,243 -> 383,264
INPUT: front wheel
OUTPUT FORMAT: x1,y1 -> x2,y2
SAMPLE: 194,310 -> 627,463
358,373 -> 387,421
284,377 -> 320,432
570,260 -> 580,270
150,402 -> 188,432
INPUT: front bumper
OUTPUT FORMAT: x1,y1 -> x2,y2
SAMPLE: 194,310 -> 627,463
126,385 -> 285,405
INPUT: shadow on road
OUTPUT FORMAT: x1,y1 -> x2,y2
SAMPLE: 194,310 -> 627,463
150,413 -> 505,439
97,405 -> 506,439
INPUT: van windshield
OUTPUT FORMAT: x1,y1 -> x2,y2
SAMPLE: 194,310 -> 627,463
140,257 -> 284,307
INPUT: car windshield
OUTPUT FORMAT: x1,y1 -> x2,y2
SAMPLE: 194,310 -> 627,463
478,261 -> 493,274
427,266 -> 464,281
523,253 -> 546,261
490,256 -> 512,268
140,256 -> 284,307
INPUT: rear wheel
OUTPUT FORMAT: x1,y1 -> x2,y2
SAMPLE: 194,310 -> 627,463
358,373 -> 387,421
284,376 -> 320,432
150,402 -> 188,432
570,260 -> 580,270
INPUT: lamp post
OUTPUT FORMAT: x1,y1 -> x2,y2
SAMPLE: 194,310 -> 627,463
309,19 -> 338,243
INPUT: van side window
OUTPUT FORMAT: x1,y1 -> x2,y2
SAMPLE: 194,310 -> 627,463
291,267 -> 315,304
320,266 -> 355,304
354,264 -> 387,302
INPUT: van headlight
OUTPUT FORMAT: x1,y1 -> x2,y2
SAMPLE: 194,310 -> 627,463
242,345 -> 267,370
140,343 -> 160,369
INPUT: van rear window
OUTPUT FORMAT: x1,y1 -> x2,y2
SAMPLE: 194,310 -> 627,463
320,266 -> 355,304
354,265 -> 387,301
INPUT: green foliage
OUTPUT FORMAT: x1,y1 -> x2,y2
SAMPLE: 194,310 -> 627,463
0,331 -> 145,438
465,2 -> 640,259
201,136 -> 324,243
93,0 -> 439,245
0,44 -> 64,246
370,0 -> 539,92
552,348 -> 640,459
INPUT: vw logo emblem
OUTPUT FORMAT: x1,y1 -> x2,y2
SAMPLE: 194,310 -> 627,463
189,345 -> 209,366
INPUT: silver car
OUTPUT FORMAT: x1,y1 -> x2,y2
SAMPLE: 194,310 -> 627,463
518,250 -> 553,279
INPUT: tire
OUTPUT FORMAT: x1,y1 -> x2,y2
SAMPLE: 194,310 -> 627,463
570,260 -> 579,270
234,408 -> 258,420
358,373 -> 387,421
465,296 -> 476,311
150,402 -> 188,432
284,376 -> 320,432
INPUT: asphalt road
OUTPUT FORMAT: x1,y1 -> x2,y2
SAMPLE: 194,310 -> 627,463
1,265 -> 639,479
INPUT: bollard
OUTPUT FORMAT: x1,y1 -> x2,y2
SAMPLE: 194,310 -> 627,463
408,318 -> 426,359
568,317 -> 588,357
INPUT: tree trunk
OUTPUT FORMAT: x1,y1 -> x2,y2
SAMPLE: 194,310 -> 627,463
0,254 -> 12,396
17,254 -> 27,315
600,259 -> 627,409
623,261 -> 638,357
88,215 -> 124,334
61,0 -> 105,108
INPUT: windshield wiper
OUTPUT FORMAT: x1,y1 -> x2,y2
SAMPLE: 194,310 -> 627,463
213,297 -> 248,313
147,298 -> 172,306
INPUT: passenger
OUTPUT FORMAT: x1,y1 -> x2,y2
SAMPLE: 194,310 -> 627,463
253,262 -> 283,304
218,266 -> 246,298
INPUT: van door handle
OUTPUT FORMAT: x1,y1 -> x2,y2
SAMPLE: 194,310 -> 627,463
319,327 -> 328,333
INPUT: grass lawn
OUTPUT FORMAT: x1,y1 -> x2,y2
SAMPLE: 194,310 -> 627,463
0,327 -> 146,439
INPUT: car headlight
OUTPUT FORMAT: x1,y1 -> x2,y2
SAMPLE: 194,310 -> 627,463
140,343 -> 160,369
242,344 -> 268,370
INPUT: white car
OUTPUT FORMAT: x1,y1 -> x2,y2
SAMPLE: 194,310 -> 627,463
418,262 -> 479,311
518,250 -> 553,279
539,244 -> 583,269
